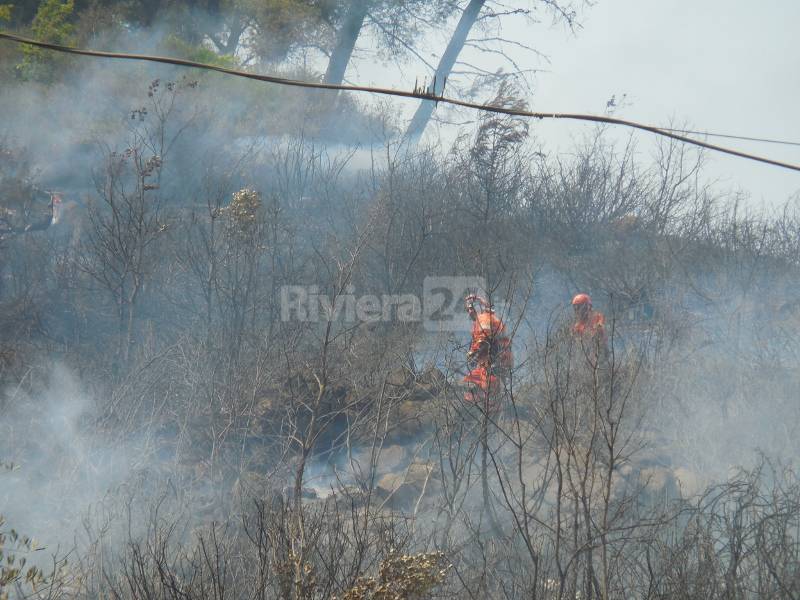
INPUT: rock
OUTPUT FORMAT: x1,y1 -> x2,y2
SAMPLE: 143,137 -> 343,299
375,444 -> 409,472
385,399 -> 429,443
408,367 -> 446,402
376,461 -> 440,510
271,485 -> 320,501
672,466 -> 703,497
385,367 -> 445,402
638,466 -> 672,492
385,366 -> 413,387
350,444 -> 409,474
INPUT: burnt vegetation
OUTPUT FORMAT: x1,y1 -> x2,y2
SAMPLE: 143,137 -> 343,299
0,75 -> 797,599
1,5 -> 800,599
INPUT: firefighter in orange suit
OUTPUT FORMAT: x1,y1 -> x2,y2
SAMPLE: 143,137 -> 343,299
571,293 -> 608,364
463,294 -> 513,405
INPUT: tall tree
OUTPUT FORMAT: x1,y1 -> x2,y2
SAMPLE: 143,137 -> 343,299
404,0 -> 486,142
322,1 -> 460,85
323,0 -> 370,85
404,0 -> 581,143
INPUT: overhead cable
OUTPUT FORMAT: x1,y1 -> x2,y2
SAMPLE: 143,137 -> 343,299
1,31 -> 799,173
656,127 -> 800,148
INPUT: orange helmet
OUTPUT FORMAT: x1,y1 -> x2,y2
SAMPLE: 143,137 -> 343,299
571,293 -> 591,307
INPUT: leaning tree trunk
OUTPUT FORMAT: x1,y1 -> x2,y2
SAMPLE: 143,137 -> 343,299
323,0 -> 371,85
404,0 -> 486,142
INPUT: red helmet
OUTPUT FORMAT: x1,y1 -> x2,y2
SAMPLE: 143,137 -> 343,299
571,293 -> 592,307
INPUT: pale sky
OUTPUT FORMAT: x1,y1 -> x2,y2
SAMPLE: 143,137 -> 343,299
353,0 -> 800,209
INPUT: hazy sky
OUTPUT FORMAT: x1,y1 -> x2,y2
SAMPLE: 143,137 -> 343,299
354,0 -> 800,209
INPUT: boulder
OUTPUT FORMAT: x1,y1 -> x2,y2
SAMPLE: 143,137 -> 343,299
385,366 -> 413,388
385,399 -> 430,444
377,461 -> 440,510
672,466 -> 703,498
350,444 -> 409,474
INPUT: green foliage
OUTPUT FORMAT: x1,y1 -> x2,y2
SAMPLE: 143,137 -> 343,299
17,0 -> 75,81
163,33 -> 238,68
239,0 -> 336,61
0,5 -> 12,22
0,464 -> 45,600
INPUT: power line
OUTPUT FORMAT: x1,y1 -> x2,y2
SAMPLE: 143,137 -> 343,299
1,30 -> 799,173
657,127 -> 800,148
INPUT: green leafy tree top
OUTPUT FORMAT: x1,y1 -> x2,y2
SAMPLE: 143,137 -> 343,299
17,0 -> 75,81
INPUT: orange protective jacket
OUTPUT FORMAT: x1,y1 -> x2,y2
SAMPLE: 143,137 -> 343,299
464,311 -> 513,393
572,310 -> 608,357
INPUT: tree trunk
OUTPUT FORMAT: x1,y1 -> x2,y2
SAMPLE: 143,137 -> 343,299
323,0 -> 371,85
404,0 -> 486,142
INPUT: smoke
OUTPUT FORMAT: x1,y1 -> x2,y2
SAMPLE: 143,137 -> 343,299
1,8 -> 799,597
0,364 -> 141,552
649,290 -> 800,481
0,12 -> 392,207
